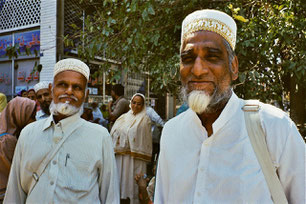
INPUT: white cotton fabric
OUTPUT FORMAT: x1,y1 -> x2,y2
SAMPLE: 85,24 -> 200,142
155,92 -> 305,204
4,113 -> 119,203
34,81 -> 49,92
53,58 -> 90,80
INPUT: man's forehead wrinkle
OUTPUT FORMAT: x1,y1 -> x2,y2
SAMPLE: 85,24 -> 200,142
182,42 -> 222,54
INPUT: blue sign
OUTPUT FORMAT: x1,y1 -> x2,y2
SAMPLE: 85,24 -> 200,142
0,29 -> 40,59
0,35 -> 12,58
15,29 -> 40,57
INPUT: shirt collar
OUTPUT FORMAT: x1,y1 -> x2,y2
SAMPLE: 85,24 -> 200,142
186,90 -> 241,135
212,91 -> 241,134
43,113 -> 83,136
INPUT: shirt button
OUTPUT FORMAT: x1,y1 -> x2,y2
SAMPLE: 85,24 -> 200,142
50,181 -> 54,185
197,192 -> 201,196
52,160 -> 57,165
200,167 -> 204,172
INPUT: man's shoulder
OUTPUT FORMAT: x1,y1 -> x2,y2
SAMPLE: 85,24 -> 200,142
258,102 -> 289,119
117,97 -> 129,105
82,119 -> 110,136
18,118 -> 49,142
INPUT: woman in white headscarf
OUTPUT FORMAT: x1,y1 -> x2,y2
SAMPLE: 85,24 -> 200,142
111,93 -> 152,204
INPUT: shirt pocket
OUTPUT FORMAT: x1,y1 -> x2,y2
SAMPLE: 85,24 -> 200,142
63,158 -> 93,193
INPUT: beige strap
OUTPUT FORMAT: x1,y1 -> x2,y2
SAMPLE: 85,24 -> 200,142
243,100 -> 288,204
28,119 -> 84,195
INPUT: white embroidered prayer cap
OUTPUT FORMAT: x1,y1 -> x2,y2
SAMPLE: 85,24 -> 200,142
53,58 -> 90,81
34,81 -> 49,92
181,9 -> 237,50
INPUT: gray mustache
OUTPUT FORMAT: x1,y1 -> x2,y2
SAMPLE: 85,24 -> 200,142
58,94 -> 78,101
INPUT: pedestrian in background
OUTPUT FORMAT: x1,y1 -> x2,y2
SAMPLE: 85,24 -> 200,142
4,58 -> 119,203
0,93 -> 7,114
0,97 -> 36,202
111,93 -> 152,204
108,84 -> 130,130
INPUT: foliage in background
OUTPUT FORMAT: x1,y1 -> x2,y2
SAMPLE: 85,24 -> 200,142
64,0 -> 305,128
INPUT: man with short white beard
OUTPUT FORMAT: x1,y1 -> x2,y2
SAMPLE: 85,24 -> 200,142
154,10 -> 304,203
4,58 -> 119,203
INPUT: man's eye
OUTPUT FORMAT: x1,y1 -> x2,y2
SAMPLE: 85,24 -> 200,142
206,55 -> 220,61
181,56 -> 195,64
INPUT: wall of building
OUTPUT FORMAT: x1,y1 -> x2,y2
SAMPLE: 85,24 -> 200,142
39,0 -> 57,83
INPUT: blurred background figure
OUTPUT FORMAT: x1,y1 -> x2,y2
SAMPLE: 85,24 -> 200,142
81,107 -> 93,121
0,97 -> 36,202
108,84 -> 130,130
34,81 -> 52,120
145,105 -> 164,162
100,104 -> 109,121
17,90 -> 27,98
91,102 -> 108,128
135,161 -> 157,204
0,93 -> 7,115
27,89 -> 36,101
111,93 -> 152,204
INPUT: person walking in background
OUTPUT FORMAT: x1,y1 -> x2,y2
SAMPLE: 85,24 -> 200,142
0,97 -> 36,202
0,93 -> 7,114
108,84 -> 130,130
154,9 -> 305,203
34,81 -> 52,120
111,93 -> 152,204
4,58 -> 119,203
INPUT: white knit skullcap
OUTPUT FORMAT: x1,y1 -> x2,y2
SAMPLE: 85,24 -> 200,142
34,81 -> 49,92
53,58 -> 90,81
181,9 -> 237,50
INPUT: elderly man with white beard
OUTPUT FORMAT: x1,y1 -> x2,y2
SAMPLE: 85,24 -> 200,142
154,10 -> 305,204
4,58 -> 119,203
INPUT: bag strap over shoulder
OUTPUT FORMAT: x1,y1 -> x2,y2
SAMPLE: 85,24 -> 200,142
28,120 -> 84,195
243,100 -> 288,204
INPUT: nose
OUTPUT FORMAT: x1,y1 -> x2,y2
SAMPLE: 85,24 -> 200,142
65,85 -> 73,95
191,56 -> 208,78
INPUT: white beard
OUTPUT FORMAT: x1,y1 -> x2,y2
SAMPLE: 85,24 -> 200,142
181,85 -> 232,114
50,101 -> 83,116
188,90 -> 212,114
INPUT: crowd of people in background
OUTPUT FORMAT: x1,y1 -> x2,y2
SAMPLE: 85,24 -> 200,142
0,59 -> 163,203
0,8 -> 304,204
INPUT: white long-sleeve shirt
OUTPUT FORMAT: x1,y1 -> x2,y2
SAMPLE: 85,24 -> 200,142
4,113 -> 119,203
155,93 -> 305,204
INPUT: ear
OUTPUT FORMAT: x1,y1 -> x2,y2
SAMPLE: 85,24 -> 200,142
230,55 -> 239,81
48,83 -> 53,93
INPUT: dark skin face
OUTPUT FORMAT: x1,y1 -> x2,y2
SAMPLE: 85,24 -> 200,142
21,91 -> 27,97
50,70 -> 88,122
36,88 -> 52,115
180,31 -> 238,136
131,95 -> 144,115
27,90 -> 36,100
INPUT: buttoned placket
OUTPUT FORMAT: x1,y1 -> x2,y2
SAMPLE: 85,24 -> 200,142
193,135 -> 212,203
47,123 -> 63,201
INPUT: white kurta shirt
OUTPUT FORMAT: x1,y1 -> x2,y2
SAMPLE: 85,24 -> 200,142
155,93 -> 305,204
4,113 -> 119,204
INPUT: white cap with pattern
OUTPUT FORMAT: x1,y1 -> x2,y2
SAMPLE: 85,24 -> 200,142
34,81 -> 50,92
181,9 -> 237,50
53,58 -> 90,81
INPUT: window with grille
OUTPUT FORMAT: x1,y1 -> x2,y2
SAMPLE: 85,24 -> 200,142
0,0 -> 40,32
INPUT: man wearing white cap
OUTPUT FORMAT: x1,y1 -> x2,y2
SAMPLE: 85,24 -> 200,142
4,58 -> 119,203
34,81 -> 52,120
154,10 -> 304,203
